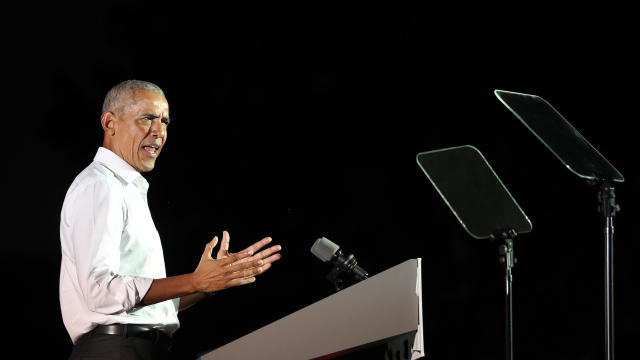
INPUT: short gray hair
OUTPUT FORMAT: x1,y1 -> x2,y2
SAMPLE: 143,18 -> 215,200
102,80 -> 165,113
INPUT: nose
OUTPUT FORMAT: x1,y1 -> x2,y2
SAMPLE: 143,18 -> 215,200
149,119 -> 166,139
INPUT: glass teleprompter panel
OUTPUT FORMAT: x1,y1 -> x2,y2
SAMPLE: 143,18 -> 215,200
495,90 -> 623,183
416,145 -> 532,240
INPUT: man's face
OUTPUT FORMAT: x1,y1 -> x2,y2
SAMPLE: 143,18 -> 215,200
107,90 -> 170,172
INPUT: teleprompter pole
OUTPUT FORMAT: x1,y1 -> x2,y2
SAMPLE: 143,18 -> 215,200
598,183 -> 618,360
496,229 -> 517,360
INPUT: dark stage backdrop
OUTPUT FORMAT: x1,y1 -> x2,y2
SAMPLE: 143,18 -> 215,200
4,1 -> 636,359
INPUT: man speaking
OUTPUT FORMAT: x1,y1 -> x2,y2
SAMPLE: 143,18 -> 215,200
59,80 -> 282,359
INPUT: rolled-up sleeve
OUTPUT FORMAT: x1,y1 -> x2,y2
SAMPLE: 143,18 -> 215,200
69,178 -> 153,315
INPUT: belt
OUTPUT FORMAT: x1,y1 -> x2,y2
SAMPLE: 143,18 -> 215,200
86,324 -> 172,346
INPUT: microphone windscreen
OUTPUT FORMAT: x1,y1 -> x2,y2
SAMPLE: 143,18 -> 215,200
311,237 -> 340,262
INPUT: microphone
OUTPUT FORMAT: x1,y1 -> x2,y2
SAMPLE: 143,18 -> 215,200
311,237 -> 369,281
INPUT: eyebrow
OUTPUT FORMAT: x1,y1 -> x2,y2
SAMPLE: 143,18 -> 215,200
142,113 -> 171,124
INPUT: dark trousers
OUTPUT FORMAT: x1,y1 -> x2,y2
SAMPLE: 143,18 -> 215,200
69,333 -> 171,360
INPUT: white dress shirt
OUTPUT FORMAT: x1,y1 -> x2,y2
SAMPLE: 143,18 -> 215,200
59,147 -> 179,343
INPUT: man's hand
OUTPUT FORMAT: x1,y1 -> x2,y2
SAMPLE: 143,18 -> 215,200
191,231 -> 282,293
144,231 -> 282,308
216,230 -> 282,272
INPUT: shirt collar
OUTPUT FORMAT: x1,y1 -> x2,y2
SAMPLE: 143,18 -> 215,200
93,147 -> 147,189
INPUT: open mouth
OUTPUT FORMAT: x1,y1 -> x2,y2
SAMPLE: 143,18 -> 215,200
142,144 -> 160,157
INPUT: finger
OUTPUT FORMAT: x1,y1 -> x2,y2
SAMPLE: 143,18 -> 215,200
217,231 -> 231,259
233,255 -> 255,265
218,249 -> 254,267
223,231 -> 230,251
247,261 -> 275,275
204,236 -> 219,260
255,245 -> 282,260
260,253 -> 282,265
230,264 -> 265,279
234,245 -> 281,265
242,237 -> 272,255
226,276 -> 256,288
225,257 -> 263,274
252,261 -> 273,274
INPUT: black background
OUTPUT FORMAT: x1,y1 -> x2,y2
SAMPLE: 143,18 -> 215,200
4,1 -> 637,359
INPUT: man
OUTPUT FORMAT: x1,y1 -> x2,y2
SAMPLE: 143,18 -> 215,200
59,80 -> 281,359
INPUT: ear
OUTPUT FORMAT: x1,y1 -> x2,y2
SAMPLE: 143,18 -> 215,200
100,111 -> 118,136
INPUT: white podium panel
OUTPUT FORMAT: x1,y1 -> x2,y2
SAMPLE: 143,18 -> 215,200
199,259 -> 425,360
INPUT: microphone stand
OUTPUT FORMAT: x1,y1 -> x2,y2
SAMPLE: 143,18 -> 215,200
325,252 -> 369,292
326,266 -> 347,292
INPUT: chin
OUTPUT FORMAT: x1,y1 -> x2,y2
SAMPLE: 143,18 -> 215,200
138,162 -> 156,172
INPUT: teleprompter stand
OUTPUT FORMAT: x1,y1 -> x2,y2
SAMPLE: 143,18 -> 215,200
416,145 -> 533,360
495,90 -> 624,360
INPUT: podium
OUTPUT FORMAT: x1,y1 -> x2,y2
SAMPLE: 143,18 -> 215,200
199,259 -> 425,360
